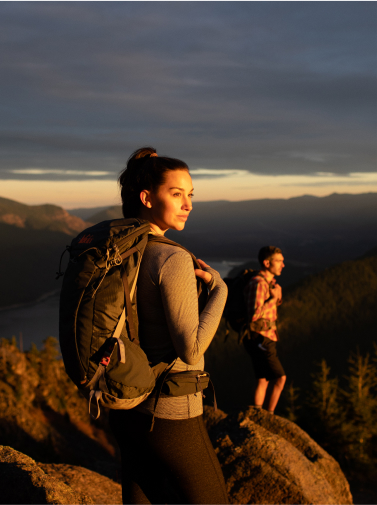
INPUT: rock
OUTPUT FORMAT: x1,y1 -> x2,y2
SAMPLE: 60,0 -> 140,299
0,446 -> 92,504
39,463 -> 122,505
204,406 -> 353,504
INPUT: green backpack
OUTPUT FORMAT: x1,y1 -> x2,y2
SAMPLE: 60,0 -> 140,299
58,218 -> 208,420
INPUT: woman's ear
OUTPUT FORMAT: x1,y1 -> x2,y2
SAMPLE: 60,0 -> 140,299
140,190 -> 152,209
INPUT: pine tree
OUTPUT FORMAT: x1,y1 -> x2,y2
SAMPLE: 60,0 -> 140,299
284,382 -> 300,423
306,359 -> 346,456
341,348 -> 377,468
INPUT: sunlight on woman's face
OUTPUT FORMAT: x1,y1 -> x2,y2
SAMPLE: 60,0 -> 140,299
146,170 -> 194,233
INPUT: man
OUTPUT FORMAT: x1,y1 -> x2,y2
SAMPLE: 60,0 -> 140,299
243,246 -> 286,413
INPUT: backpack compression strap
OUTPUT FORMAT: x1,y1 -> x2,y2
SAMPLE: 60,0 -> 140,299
86,236 -> 148,419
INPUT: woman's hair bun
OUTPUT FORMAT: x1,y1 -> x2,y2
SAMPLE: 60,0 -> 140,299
130,147 -> 157,161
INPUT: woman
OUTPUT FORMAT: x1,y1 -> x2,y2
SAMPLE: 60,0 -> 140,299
109,147 -> 228,504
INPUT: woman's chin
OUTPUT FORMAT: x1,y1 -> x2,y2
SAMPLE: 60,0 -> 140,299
171,222 -> 186,231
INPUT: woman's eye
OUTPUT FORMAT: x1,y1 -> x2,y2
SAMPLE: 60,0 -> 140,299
189,193 -> 194,198
173,193 -> 181,197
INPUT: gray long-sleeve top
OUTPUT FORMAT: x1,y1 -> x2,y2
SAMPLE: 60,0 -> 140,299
135,240 -> 228,419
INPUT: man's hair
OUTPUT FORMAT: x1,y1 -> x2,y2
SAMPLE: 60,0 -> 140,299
258,246 -> 282,266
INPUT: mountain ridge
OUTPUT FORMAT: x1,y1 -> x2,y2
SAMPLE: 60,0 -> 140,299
67,192 -> 377,265
0,196 -> 89,236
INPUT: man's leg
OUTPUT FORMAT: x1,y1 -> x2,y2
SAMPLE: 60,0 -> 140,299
254,378 -> 269,407
266,375 -> 286,412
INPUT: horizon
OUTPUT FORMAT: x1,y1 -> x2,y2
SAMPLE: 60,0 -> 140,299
1,188 -> 376,211
2,172 -> 377,209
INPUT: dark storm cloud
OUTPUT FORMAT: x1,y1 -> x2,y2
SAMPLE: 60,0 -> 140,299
0,1 -> 376,180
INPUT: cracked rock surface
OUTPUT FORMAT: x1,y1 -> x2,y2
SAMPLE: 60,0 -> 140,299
204,406 -> 353,504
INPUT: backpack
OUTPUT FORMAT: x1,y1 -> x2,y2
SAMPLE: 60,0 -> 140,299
223,269 -> 276,343
57,218 -> 208,420
223,269 -> 257,337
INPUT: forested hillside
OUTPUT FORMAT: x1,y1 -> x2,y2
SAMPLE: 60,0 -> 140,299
278,251 -> 377,383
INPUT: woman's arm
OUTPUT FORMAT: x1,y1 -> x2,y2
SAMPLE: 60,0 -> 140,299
159,250 -> 227,365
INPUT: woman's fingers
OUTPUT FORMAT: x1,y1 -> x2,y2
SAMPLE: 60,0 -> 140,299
197,258 -> 210,269
194,268 -> 212,285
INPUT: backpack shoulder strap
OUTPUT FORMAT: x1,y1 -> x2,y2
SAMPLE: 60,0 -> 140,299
147,234 -> 206,308
147,234 -> 201,269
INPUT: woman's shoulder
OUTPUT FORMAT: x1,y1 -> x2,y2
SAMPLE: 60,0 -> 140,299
143,240 -> 192,267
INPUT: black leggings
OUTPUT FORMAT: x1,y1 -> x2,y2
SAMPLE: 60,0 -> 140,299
109,409 -> 229,504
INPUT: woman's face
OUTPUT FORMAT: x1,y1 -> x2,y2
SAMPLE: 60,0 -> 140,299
140,169 -> 194,233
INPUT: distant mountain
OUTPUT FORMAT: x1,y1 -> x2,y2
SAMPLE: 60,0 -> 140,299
68,193 -> 377,266
0,196 -> 88,235
205,251 -> 377,411
87,205 -> 123,223
68,206 -> 110,221
167,192 -> 377,265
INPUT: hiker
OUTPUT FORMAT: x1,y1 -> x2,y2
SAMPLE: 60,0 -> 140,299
243,246 -> 286,413
109,147 -> 229,504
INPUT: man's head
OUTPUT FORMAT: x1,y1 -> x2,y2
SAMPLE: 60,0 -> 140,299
258,246 -> 285,277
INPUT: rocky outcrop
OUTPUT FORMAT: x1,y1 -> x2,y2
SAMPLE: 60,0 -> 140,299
204,406 -> 353,504
0,446 -> 92,504
39,463 -> 122,504
1,407 -> 353,505
0,336 -> 353,505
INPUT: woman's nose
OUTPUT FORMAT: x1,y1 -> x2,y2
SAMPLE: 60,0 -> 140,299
182,197 -> 192,211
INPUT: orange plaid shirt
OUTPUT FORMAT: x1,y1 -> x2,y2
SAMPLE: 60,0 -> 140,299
244,271 -> 279,341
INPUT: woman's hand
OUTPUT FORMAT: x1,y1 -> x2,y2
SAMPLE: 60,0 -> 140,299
194,259 -> 212,285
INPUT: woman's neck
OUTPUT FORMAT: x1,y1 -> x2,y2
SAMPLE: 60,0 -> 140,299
149,222 -> 166,236
138,210 -> 166,236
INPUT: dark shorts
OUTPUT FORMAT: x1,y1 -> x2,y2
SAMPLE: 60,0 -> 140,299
243,333 -> 286,381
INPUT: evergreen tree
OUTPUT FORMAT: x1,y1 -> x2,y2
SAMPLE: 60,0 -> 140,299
306,359 -> 346,457
341,349 -> 377,468
284,382 -> 300,423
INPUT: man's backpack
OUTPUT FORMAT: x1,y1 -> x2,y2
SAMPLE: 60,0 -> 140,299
223,269 -> 276,343
223,269 -> 257,337
57,218 -> 207,420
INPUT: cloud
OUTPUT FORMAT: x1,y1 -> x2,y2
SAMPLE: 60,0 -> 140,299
9,169 -> 111,177
190,168 -> 248,179
0,2 -> 376,182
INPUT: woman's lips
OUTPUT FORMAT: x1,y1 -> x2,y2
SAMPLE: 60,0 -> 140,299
177,215 -> 189,221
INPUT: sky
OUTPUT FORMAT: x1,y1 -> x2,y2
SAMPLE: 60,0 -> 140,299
0,1 -> 376,209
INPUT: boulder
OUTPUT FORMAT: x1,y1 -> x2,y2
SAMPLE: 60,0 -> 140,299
0,446 -> 92,504
39,463 -> 122,504
204,406 -> 353,504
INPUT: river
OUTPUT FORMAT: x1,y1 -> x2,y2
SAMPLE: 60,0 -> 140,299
0,260 -> 243,350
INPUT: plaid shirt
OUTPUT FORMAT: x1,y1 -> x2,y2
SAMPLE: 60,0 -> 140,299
244,271 -> 279,341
